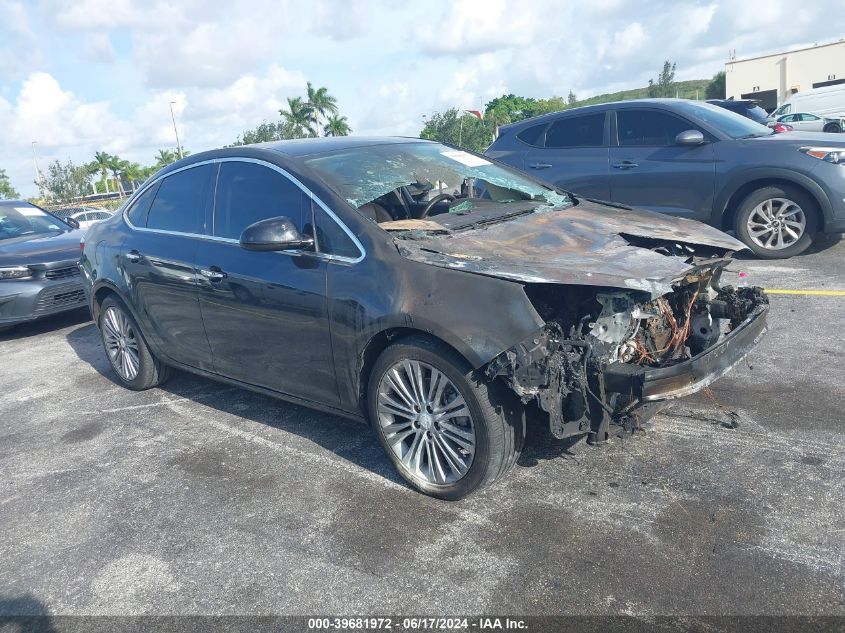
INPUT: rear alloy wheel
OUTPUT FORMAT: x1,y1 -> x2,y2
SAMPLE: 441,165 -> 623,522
823,122 -> 842,134
368,336 -> 524,500
734,185 -> 817,258
99,296 -> 170,390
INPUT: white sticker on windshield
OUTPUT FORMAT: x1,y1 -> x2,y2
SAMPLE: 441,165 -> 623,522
440,150 -> 491,167
15,207 -> 41,216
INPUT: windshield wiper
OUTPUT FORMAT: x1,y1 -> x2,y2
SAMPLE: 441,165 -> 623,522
456,207 -> 536,230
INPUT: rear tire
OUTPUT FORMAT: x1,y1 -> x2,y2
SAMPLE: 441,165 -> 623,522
733,185 -> 818,258
823,122 -> 842,134
99,296 -> 170,390
367,335 -> 524,500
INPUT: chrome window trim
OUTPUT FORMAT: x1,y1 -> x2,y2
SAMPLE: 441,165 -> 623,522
123,157 -> 365,264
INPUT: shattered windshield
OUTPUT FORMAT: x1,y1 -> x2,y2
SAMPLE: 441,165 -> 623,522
303,142 -> 570,227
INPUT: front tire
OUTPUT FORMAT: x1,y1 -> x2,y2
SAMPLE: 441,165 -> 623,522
734,185 -> 818,258
367,336 -> 524,500
99,296 -> 170,390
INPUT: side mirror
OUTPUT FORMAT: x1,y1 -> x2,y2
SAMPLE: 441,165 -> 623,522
239,216 -> 314,252
64,216 -> 80,229
675,130 -> 705,146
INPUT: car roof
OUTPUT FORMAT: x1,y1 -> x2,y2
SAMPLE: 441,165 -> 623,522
0,200 -> 33,206
499,98 -> 705,131
707,99 -> 760,107
248,135 -> 434,157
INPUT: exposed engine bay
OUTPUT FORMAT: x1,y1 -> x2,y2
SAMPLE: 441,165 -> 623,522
486,254 -> 769,442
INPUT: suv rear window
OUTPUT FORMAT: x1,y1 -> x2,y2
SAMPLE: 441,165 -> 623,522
516,124 -> 546,147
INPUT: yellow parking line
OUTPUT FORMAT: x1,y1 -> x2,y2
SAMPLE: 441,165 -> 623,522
764,289 -> 845,296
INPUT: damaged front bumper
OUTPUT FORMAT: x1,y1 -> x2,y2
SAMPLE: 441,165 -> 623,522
486,283 -> 769,442
604,301 -> 768,401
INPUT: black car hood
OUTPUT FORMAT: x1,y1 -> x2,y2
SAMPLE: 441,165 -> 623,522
395,200 -> 746,297
0,229 -> 84,267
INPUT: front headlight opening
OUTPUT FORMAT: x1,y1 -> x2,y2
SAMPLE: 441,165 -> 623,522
799,147 -> 845,164
0,266 -> 33,280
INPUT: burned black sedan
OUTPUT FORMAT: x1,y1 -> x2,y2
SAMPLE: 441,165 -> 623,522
80,137 -> 768,499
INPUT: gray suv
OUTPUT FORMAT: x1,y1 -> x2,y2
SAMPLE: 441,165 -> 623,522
486,99 -> 845,258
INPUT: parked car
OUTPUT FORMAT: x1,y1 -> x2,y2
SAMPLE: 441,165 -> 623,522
0,201 -> 87,330
768,84 -> 845,132
768,112 -> 836,133
53,206 -> 113,229
706,98 -> 769,124
80,138 -> 769,499
486,98 -> 845,258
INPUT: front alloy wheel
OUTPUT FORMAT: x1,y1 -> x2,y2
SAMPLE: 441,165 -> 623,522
368,336 -> 524,500
735,185 -> 817,258
376,360 -> 476,485
745,197 -> 806,251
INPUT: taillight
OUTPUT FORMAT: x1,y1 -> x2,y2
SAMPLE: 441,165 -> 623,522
79,236 -> 85,254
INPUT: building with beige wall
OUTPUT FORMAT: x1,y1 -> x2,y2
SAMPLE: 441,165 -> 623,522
725,39 -> 845,111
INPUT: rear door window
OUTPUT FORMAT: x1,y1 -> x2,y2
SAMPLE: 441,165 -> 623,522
616,110 -> 696,146
545,113 -> 605,148
145,165 -> 213,234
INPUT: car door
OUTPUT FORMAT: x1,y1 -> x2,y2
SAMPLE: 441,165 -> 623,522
797,113 -> 824,131
522,111 -> 610,200
195,159 -> 338,405
609,108 -> 716,220
121,164 -> 215,371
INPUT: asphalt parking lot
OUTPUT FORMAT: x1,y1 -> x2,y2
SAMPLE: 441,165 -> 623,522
1,239 -> 843,618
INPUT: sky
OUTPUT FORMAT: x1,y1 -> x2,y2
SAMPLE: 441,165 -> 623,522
1,0 -> 844,197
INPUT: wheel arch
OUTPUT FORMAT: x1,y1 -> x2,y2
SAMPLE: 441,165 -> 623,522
357,327 -> 477,416
716,172 -> 831,233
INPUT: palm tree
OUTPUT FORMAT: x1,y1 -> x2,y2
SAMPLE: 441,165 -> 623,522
323,114 -> 351,137
122,162 -> 145,192
107,156 -> 127,198
90,151 -> 113,193
154,149 -> 177,168
279,96 -> 315,138
305,82 -> 338,136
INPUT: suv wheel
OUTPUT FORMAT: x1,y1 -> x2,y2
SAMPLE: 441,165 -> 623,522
367,336 -> 524,500
99,296 -> 170,390
734,185 -> 817,258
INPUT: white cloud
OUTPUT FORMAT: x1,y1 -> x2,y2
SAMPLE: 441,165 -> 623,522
3,0 -> 845,198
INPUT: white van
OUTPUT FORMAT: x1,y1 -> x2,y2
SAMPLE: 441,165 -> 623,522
769,84 -> 845,132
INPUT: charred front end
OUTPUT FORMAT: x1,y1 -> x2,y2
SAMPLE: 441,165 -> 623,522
486,258 -> 769,442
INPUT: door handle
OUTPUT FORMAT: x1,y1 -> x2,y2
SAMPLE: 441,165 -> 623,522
612,161 -> 639,169
199,267 -> 227,282
528,163 -> 552,169
125,250 -> 142,263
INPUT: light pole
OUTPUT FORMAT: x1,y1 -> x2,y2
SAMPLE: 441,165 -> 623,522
31,141 -> 43,194
169,101 -> 183,159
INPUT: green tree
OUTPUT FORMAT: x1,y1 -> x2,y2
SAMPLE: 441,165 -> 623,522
90,151 -> 114,193
419,108 -> 495,153
39,159 -> 91,202
567,90 -> 578,105
121,162 -> 146,192
0,168 -> 20,199
154,149 -> 178,169
279,96 -> 315,138
323,114 -> 351,137
305,82 -> 339,136
232,121 -> 297,145
484,94 -> 538,125
647,60 -> 677,98
705,71 -> 726,99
